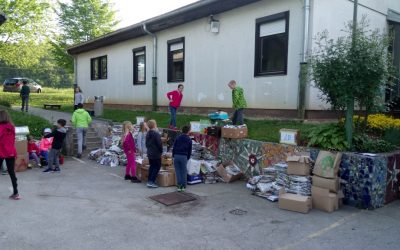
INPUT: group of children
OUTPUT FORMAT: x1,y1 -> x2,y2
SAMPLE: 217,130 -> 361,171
121,119 -> 193,192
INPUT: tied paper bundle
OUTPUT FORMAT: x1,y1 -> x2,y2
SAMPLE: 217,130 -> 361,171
99,151 -> 120,167
89,149 -> 106,161
273,162 -> 289,188
288,175 -> 311,196
226,163 -> 241,176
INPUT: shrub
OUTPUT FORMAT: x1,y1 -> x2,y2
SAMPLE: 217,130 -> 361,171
353,133 -> 396,153
307,123 -> 348,151
7,109 -> 52,138
0,100 -> 11,107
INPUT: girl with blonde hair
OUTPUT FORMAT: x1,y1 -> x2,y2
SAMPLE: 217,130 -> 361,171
122,121 -> 140,183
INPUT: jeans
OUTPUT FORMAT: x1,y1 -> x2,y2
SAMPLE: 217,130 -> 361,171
21,96 -> 29,111
0,158 -> 18,195
48,148 -> 60,170
174,154 -> 188,187
148,158 -> 161,183
232,108 -> 244,125
169,106 -> 177,127
40,151 -> 49,165
76,127 -> 87,154
29,152 -> 40,165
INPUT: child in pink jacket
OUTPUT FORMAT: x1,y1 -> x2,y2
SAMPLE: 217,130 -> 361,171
39,128 -> 53,165
122,121 -> 140,183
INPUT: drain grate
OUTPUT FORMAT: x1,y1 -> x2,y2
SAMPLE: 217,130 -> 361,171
149,192 -> 196,206
229,208 -> 247,215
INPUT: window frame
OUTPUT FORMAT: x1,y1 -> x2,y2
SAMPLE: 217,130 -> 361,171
90,55 -> 108,80
132,47 -> 146,85
254,11 -> 290,77
167,37 -> 185,83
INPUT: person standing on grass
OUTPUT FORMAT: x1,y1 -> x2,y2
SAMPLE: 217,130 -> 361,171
20,80 -> 30,112
71,103 -> 92,158
0,110 -> 21,200
43,119 -> 67,173
228,80 -> 247,125
172,125 -> 192,192
166,84 -> 184,129
145,119 -> 162,188
122,121 -> 140,183
74,87 -> 85,110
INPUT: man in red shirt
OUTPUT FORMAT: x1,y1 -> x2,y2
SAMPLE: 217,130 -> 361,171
166,84 -> 184,129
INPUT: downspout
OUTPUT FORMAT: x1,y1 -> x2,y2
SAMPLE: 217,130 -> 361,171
143,23 -> 158,111
297,0 -> 311,120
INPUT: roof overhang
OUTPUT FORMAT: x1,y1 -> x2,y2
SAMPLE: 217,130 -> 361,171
388,9 -> 400,24
67,0 -> 261,55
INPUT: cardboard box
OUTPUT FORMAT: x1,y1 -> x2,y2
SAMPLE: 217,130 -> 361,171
216,162 -> 243,183
313,151 -> 342,179
15,154 -> 29,172
312,175 -> 340,193
157,170 -> 176,187
287,155 -> 311,176
187,174 -> 202,185
15,140 -> 27,155
311,186 -> 339,213
140,165 -> 150,182
161,156 -> 173,166
278,189 -> 312,214
142,157 -> 149,166
221,127 -> 248,139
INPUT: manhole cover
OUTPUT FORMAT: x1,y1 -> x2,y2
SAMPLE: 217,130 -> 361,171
149,192 -> 196,206
229,209 -> 247,215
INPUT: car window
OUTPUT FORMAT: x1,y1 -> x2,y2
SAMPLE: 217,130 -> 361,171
4,79 -> 18,84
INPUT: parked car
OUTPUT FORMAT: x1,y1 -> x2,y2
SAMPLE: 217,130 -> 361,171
3,78 -> 42,93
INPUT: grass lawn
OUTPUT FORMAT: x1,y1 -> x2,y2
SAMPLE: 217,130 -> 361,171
1,88 -> 324,143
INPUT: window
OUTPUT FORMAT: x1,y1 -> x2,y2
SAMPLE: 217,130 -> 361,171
91,55 -> 107,80
133,47 -> 146,85
168,37 -> 185,82
254,12 -> 289,76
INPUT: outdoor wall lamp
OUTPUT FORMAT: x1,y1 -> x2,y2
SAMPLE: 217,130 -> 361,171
209,15 -> 220,33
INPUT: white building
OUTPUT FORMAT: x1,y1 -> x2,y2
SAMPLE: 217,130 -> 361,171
68,0 -> 400,119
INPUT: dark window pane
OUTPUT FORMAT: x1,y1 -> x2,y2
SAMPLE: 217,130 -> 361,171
260,33 -> 286,73
101,57 -> 107,79
92,59 -> 99,79
168,40 -> 184,82
136,54 -> 145,83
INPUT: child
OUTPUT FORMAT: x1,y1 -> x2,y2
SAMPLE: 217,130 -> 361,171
145,119 -> 162,188
0,110 -> 20,200
102,126 -> 113,149
172,125 -> 192,192
122,121 -> 140,183
39,128 -> 53,166
74,86 -> 84,110
136,121 -> 148,156
28,135 -> 41,168
42,119 -> 67,173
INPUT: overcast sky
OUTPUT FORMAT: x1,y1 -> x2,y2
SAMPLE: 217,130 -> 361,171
112,0 -> 199,28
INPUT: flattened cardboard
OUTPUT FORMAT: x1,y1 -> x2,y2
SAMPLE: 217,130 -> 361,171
312,175 -> 340,193
278,189 -> 312,214
311,186 -> 339,213
216,162 -> 243,183
287,155 -> 311,176
313,151 -> 342,179
221,127 -> 248,139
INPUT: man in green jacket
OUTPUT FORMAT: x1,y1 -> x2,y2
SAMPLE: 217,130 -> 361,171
228,80 -> 247,125
20,80 -> 30,112
71,103 -> 92,158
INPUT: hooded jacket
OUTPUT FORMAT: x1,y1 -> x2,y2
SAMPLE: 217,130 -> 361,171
45,127 -> 67,150
0,122 -> 17,158
39,137 -> 53,152
72,108 -> 92,128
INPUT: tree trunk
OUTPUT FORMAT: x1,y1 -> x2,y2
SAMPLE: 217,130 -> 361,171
345,98 -> 355,147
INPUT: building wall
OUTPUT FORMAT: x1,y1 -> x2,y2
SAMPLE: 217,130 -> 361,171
307,0 -> 400,110
75,0 -> 400,112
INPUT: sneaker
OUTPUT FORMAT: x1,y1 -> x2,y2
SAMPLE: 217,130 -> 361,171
150,183 -> 159,188
177,185 -> 182,192
181,186 -> 186,192
9,194 -> 21,200
77,154 -> 82,159
124,175 -> 132,181
1,171 -> 7,175
131,176 -> 141,183
53,167 -> 61,172
42,168 -> 53,173
37,163 -> 42,168
146,182 -> 153,188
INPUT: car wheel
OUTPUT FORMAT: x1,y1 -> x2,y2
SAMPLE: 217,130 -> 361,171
37,89 -> 41,93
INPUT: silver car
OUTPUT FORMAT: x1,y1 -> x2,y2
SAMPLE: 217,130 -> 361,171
3,77 -> 42,93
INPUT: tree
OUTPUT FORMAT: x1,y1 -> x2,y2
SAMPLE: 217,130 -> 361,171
52,0 -> 119,73
0,0 -> 51,68
311,18 -> 395,148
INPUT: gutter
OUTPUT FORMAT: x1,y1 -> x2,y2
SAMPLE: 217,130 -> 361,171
142,23 -> 158,111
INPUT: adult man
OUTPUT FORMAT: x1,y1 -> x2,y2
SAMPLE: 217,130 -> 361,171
20,80 -> 30,112
71,103 -> 92,158
166,84 -> 184,129
228,80 -> 247,125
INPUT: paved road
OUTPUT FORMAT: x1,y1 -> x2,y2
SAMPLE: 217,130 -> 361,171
1,156 -> 399,250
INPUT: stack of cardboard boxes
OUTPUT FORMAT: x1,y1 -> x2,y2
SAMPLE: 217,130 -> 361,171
311,151 -> 343,213
221,125 -> 248,139
138,155 -> 176,187
15,126 -> 30,172
278,154 -> 312,213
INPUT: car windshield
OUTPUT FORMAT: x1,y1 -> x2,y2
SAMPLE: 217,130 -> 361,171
4,79 -> 19,84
